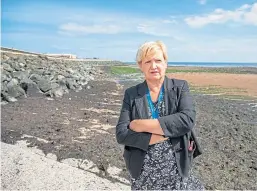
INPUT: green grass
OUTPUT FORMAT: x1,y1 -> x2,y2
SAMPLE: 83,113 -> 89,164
189,85 -> 257,100
110,66 -> 254,75
110,66 -> 140,74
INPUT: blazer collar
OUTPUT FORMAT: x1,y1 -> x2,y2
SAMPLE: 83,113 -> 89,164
137,76 -> 174,96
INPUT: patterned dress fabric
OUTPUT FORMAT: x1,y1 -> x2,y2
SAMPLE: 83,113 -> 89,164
130,92 -> 204,190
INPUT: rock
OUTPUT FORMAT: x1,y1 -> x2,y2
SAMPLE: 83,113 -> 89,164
1,81 -> 8,93
57,75 -> 65,81
75,86 -> 82,92
7,81 -> 26,98
66,78 -> 77,90
33,69 -> 45,76
1,92 -> 18,102
2,63 -> 14,72
7,78 -> 19,87
67,68 -> 75,74
30,74 -> 43,84
77,78 -> 88,86
12,71 -> 30,81
18,62 -> 25,67
51,87 -> 65,98
11,62 -> 21,71
2,54 -> 9,61
1,52 -> 109,102
58,78 -> 67,87
0,101 -> 9,105
1,72 -> 8,82
37,79 -> 52,93
20,79 -> 40,96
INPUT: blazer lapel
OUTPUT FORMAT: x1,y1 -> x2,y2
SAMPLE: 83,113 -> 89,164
135,81 -> 149,119
164,77 -> 169,115
164,76 -> 176,115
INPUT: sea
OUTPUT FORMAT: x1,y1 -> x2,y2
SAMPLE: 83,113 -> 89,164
125,62 -> 257,68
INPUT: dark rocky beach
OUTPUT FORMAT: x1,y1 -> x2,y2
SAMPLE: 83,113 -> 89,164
1,53 -> 257,190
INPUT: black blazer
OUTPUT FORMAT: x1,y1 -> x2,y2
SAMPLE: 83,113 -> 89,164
116,76 -> 202,179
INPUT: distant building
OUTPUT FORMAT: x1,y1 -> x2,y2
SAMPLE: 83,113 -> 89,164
46,54 -> 77,59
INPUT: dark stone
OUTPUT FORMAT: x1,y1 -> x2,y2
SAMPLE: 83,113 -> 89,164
12,71 -> 30,81
7,83 -> 26,98
66,78 -> 77,90
30,74 -> 43,84
20,79 -> 40,96
1,92 -> 18,102
37,79 -> 52,93
2,63 -> 14,72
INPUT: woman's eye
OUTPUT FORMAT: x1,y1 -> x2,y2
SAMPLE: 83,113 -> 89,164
156,60 -> 161,62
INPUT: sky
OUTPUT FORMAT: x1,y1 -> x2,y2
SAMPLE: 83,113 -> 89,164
1,0 -> 257,62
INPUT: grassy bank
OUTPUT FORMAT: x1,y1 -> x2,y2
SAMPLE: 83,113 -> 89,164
110,65 -> 257,75
190,85 -> 257,100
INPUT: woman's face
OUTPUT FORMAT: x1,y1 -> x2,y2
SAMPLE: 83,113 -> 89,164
139,50 -> 167,81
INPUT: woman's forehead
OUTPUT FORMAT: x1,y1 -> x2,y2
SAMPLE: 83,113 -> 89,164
145,51 -> 164,60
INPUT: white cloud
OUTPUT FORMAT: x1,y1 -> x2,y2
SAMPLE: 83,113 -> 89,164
198,0 -> 207,5
137,24 -> 171,37
59,23 -> 122,34
185,3 -> 257,27
162,19 -> 178,24
59,14 -> 180,38
243,3 -> 257,25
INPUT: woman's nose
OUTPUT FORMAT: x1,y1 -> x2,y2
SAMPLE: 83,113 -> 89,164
151,61 -> 157,68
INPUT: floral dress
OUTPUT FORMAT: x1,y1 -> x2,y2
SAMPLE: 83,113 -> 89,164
131,94 -> 204,190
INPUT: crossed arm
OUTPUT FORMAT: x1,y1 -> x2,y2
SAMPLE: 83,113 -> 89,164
129,119 -> 164,135
115,81 -> 196,151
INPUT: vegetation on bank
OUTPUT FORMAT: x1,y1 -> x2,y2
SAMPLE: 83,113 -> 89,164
189,85 -> 257,100
110,66 -> 140,74
110,66 -> 257,75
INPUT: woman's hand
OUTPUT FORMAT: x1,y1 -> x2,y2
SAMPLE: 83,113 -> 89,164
129,120 -> 145,132
149,134 -> 168,145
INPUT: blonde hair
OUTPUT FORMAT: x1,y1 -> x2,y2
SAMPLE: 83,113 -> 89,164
136,41 -> 168,65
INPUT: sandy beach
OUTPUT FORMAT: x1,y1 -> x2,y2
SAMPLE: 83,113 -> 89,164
167,72 -> 257,97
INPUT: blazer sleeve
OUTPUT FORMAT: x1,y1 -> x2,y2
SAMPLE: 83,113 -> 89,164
116,89 -> 151,151
158,81 -> 196,138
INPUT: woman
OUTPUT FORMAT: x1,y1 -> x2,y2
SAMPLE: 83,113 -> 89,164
116,41 -> 204,190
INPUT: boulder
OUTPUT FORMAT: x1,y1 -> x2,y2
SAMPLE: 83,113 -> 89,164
1,92 -> 17,102
6,80 -> 26,98
37,79 -> 52,93
30,74 -> 43,84
12,71 -> 30,81
66,78 -> 77,90
2,63 -> 14,72
20,78 -> 40,96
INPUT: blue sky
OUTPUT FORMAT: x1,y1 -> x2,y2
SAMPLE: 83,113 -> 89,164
1,0 -> 257,62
